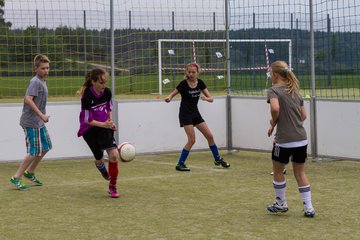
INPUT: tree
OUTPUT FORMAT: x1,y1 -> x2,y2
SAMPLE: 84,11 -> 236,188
0,0 -> 12,68
0,0 -> 12,29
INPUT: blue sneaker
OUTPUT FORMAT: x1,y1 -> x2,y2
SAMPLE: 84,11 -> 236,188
267,202 -> 289,213
304,207 -> 316,217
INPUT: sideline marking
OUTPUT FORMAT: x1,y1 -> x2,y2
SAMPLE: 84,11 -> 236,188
46,159 -> 227,187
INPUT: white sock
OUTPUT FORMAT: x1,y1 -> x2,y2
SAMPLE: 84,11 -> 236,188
299,184 -> 313,210
273,180 -> 286,205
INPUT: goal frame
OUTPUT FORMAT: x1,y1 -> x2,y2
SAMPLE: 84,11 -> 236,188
157,38 -> 292,95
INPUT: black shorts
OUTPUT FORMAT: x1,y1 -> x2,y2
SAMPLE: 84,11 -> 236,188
272,144 -> 308,164
179,115 -> 205,127
83,126 -> 117,160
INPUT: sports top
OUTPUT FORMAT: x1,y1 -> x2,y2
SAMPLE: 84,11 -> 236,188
267,85 -> 307,144
176,79 -> 206,119
20,75 -> 48,128
77,86 -> 112,137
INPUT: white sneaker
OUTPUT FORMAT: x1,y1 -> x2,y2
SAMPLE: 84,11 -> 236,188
267,201 -> 289,213
304,207 -> 316,217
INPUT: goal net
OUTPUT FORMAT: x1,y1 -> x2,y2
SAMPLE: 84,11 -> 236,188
158,39 -> 292,95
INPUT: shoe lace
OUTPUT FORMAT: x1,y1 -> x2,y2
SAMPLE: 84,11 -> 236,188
16,179 -> 25,187
30,174 -> 41,183
305,207 -> 315,213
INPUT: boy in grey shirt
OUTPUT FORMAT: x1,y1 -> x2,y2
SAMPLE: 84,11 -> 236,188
10,54 -> 52,190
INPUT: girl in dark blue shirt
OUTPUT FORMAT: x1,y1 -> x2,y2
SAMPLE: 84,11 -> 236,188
165,63 -> 230,171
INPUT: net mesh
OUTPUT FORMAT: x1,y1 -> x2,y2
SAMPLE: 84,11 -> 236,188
0,0 -> 360,100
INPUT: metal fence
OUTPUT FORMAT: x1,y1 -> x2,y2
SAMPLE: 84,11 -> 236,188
0,0 -> 359,100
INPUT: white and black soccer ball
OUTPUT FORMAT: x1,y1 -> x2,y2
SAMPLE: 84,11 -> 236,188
117,142 -> 136,162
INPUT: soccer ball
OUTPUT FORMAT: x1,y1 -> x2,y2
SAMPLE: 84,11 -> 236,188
118,142 -> 136,162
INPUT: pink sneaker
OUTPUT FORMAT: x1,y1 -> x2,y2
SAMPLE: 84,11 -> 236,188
108,185 -> 120,198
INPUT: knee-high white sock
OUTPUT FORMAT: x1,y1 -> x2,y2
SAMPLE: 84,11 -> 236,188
299,185 -> 313,210
273,180 -> 286,205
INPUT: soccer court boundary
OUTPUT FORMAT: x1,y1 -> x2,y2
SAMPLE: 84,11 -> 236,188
44,158 -> 226,188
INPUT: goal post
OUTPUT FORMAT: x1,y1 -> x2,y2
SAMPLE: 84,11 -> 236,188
158,38 -> 292,95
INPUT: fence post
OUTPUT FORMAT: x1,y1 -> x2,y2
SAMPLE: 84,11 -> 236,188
36,9 -> 39,54
129,10 -> 133,93
309,0 -> 318,159
213,12 -> 217,89
225,0 -> 232,151
252,12 -> 256,88
83,10 -> 87,72
327,14 -> 332,87
296,18 -> 299,72
171,11 -> 175,88
110,0 -> 115,96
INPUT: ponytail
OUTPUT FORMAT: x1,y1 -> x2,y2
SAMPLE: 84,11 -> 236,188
270,61 -> 299,97
77,68 -> 107,96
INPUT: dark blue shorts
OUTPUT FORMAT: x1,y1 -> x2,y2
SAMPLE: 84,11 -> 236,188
272,144 -> 308,164
179,115 -> 205,127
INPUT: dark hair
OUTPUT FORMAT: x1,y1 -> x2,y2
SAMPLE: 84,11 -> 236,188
77,68 -> 108,96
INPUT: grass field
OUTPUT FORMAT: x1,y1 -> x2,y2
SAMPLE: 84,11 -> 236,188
1,150 -> 359,240
1,73 -> 359,101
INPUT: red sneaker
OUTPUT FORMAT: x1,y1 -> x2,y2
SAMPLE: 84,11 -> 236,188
108,185 -> 120,198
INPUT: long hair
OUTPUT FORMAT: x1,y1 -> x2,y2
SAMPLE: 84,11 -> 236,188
77,68 -> 108,96
270,60 -> 299,97
184,62 -> 201,80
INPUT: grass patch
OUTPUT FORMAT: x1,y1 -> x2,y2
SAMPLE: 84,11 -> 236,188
1,74 -> 359,101
1,150 -> 360,239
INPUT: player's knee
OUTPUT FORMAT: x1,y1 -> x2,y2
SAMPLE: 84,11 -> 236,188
188,138 -> 196,146
109,154 -> 118,163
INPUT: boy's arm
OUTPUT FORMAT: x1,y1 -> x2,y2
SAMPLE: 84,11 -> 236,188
24,96 -> 49,122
